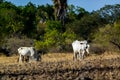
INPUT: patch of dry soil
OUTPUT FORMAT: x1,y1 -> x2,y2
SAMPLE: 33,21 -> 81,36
0,53 -> 120,80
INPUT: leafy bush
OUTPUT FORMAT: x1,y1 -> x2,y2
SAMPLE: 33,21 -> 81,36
34,40 -> 48,53
93,18 -> 120,52
62,30 -> 76,52
34,21 -> 76,53
3,36 -> 33,55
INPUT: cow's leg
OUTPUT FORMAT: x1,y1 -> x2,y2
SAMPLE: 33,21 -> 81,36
73,52 -> 77,61
29,56 -> 32,63
19,54 -> 22,63
86,48 -> 89,55
81,50 -> 85,59
22,55 -> 25,62
35,53 -> 40,61
25,56 -> 29,62
29,55 -> 34,63
76,53 -> 79,60
78,51 -> 82,60
22,56 -> 29,62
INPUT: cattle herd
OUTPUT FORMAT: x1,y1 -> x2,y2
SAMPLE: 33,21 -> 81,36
17,40 -> 90,63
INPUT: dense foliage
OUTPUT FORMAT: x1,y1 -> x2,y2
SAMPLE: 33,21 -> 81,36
0,0 -> 120,55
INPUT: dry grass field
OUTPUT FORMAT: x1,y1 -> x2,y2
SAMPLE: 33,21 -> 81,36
0,52 -> 120,80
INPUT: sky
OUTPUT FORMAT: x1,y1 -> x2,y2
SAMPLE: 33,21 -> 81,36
5,0 -> 120,12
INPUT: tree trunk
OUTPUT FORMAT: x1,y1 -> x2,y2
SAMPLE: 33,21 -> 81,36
53,0 -> 67,26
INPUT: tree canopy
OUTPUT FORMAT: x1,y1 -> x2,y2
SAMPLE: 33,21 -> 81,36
0,1 -> 120,55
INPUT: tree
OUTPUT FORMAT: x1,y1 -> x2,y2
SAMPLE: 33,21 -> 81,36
93,17 -> 120,51
35,21 -> 64,52
0,1 -> 24,37
20,2 -> 37,37
97,4 -> 120,24
52,0 -> 67,26
66,12 -> 105,40
109,18 -> 120,50
67,5 -> 77,22
36,4 -> 55,40
36,4 -> 54,22
76,6 -> 89,20
0,0 -> 4,4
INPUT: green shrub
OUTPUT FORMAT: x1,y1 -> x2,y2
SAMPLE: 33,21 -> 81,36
34,40 -> 48,53
93,19 -> 120,52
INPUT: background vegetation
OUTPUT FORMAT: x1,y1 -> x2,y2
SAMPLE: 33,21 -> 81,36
0,0 -> 120,56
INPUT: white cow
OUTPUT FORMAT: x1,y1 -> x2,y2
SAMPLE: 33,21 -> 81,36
18,47 -> 40,63
72,40 -> 90,60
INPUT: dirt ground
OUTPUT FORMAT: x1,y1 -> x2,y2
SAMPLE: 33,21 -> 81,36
0,52 -> 120,80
